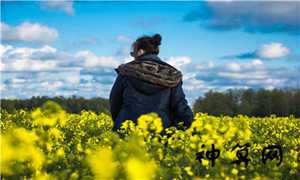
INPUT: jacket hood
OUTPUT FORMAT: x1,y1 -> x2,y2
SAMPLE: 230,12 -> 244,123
116,54 -> 182,88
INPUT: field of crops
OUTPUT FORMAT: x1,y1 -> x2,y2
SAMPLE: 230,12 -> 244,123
1,101 -> 299,179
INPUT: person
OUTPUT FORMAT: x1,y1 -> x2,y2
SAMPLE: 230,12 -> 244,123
109,34 -> 193,131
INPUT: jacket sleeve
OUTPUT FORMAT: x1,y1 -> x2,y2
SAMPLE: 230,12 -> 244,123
170,80 -> 194,128
109,74 -> 125,122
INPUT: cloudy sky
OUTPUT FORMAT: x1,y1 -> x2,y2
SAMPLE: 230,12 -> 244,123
1,1 -> 300,104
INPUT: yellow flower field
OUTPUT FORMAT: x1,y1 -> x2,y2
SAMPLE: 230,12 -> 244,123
0,101 -> 299,179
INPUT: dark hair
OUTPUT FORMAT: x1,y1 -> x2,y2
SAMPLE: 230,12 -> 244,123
132,34 -> 162,55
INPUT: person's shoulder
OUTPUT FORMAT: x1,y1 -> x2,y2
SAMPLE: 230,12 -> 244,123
152,58 -> 181,73
114,68 -> 127,82
115,60 -> 134,73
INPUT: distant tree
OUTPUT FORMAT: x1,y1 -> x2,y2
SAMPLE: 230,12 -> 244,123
292,91 -> 300,117
226,89 -> 241,115
252,89 -> 272,116
1,89 -> 300,117
193,88 -> 300,117
193,90 -> 233,116
238,89 -> 255,115
0,96 -> 110,114
270,89 -> 289,116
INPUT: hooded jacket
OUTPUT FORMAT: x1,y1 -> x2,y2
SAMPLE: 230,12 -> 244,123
109,53 -> 193,131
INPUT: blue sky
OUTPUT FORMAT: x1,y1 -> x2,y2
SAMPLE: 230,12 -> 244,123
1,1 -> 300,104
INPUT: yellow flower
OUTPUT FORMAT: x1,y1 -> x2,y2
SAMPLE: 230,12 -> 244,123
120,120 -> 136,132
126,157 -> 157,180
184,166 -> 194,176
76,143 -> 83,152
56,148 -> 65,157
137,113 -> 163,134
0,128 -> 44,175
231,168 -> 238,175
87,147 -> 117,180
225,151 -> 236,160
157,148 -> 164,160
31,101 -> 67,127
33,172 -> 52,180
49,128 -> 63,140
70,172 -> 79,179
202,159 -> 209,167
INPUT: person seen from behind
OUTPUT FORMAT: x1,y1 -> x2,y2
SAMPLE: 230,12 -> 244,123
109,34 -> 194,131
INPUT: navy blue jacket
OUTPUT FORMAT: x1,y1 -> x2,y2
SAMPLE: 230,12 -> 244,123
109,53 -> 193,131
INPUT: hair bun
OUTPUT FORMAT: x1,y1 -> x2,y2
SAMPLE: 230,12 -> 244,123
152,34 -> 162,46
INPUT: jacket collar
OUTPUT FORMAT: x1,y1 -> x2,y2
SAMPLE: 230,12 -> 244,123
115,53 -> 162,74
117,57 -> 182,88
135,53 -> 162,62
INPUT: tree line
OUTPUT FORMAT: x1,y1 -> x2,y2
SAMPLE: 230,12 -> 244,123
193,89 -> 300,117
1,89 -> 300,117
0,95 -> 110,114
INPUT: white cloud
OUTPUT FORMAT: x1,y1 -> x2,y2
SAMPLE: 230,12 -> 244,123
195,61 -> 215,70
224,59 -> 264,73
11,78 -> 26,84
257,43 -> 290,59
250,59 -> 264,67
0,45 -> 59,71
75,51 -> 120,68
0,61 -> 5,71
0,83 -> 6,92
207,61 -> 215,68
220,59 -> 266,79
246,78 -> 287,88
1,22 -> 58,44
218,71 -> 268,80
224,42 -> 290,60
41,81 -> 64,90
183,75 -> 205,91
0,44 -> 13,59
41,0 -> 74,15
65,76 -> 80,84
1,45 -> 57,60
7,59 -> 57,71
166,56 -> 192,69
225,62 -> 241,72
0,45 -> 122,71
